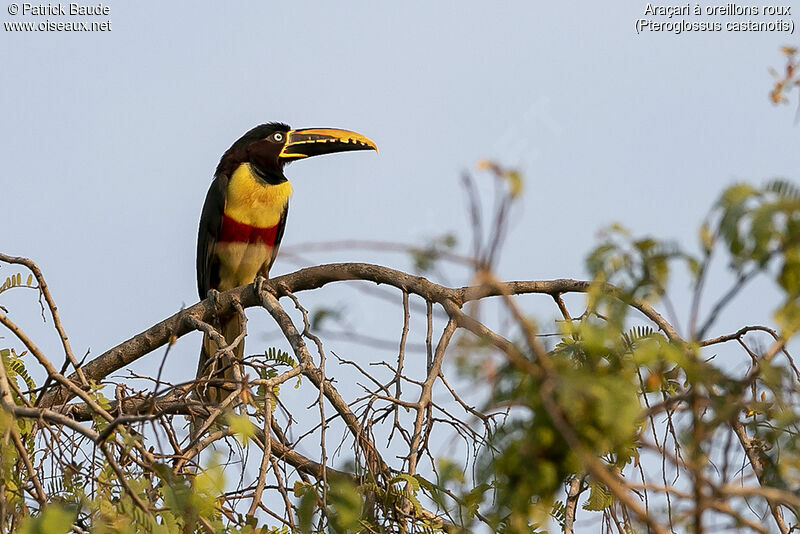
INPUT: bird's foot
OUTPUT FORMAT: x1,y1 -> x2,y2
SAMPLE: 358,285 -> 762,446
254,275 -> 266,295
206,288 -> 222,322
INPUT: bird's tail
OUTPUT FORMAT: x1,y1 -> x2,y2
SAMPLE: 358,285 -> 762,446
192,316 -> 244,437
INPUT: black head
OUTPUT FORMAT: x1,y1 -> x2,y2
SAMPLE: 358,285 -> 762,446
215,122 -> 377,183
216,122 -> 292,184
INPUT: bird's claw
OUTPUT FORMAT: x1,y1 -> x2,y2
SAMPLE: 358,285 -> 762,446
206,288 -> 222,320
254,276 -> 266,295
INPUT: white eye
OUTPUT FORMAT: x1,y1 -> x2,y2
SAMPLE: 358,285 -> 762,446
273,132 -> 284,142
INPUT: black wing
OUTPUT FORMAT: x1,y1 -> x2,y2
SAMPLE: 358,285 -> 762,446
196,174 -> 228,299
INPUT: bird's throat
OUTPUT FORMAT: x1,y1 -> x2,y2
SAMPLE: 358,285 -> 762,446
224,163 -> 293,228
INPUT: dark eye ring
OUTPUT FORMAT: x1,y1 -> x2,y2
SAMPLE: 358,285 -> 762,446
273,132 -> 284,142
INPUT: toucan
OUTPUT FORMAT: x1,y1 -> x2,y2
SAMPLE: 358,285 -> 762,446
196,122 -> 377,403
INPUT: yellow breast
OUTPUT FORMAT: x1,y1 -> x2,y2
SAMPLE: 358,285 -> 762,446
225,163 -> 293,228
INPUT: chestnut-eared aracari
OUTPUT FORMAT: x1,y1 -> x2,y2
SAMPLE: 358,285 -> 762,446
196,122 -> 377,403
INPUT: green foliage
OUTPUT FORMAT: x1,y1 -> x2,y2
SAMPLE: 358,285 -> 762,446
5,176 -> 800,533
410,234 -> 457,274
310,307 -> 342,330
465,180 -> 800,531
477,159 -> 525,198
549,499 -> 566,530
695,179 -> 800,334
153,458 -> 225,533
2,347 -> 36,407
0,408 -> 26,527
263,347 -> 296,368
18,504 -> 76,534
479,417 -> 574,530
0,339 -> 298,533
227,412 -> 256,444
586,224 -> 686,304
582,480 -> 613,512
583,179 -> 800,340
621,325 -> 655,350
326,476 -> 363,533
294,481 -> 316,533
477,312 -> 643,530
257,347 -> 300,411
292,471 -> 446,533
413,459 -> 488,532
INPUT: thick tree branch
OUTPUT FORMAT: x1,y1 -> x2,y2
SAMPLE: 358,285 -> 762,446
40,263 -> 677,410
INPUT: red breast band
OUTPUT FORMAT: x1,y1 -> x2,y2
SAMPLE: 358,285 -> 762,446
218,215 -> 279,245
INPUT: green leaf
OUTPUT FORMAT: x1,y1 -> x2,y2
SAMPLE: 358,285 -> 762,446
18,504 -> 77,534
263,347 -> 296,368
583,480 -> 613,511
328,476 -> 363,533
310,307 -> 341,330
699,221 -> 714,254
775,299 -> 800,336
505,169 -> 524,198
766,179 -> 800,199
294,482 -> 316,532
779,248 -> 800,297
0,272 -> 29,295
227,412 -> 255,445
389,473 -> 421,492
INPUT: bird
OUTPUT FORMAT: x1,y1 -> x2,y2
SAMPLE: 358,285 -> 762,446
195,122 -> 377,405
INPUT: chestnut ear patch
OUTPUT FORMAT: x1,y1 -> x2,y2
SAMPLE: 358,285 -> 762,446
244,138 -> 286,175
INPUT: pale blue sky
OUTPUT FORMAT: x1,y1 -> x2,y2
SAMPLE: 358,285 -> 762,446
2,2 -> 800,526
4,2 -> 798,309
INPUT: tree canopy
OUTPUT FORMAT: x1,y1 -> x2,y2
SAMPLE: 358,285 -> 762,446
1,47 -> 800,534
